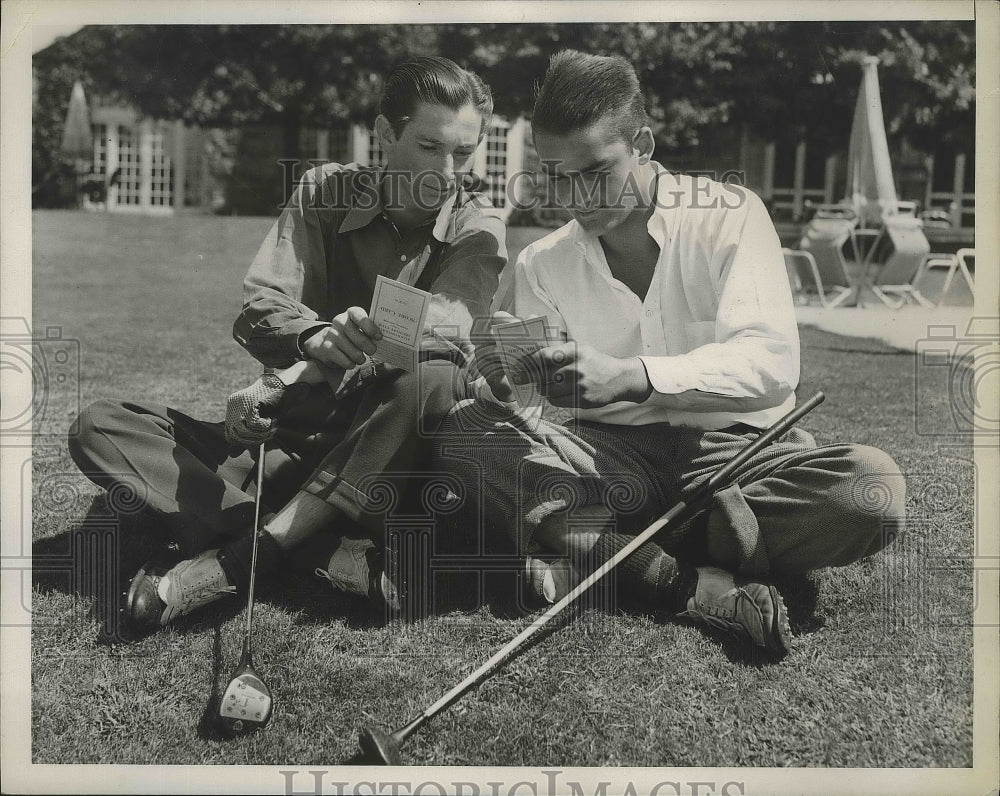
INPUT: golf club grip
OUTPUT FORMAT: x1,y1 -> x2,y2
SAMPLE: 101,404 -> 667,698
694,391 -> 825,501
406,391 -> 824,733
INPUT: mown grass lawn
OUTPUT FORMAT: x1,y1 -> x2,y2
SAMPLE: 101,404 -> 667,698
29,210 -> 974,768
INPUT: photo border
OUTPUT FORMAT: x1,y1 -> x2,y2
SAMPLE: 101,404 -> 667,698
2,1 -> 996,793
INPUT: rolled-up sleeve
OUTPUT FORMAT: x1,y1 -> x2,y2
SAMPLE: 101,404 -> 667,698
638,190 -> 799,412
233,168 -> 333,368
425,203 -> 507,342
511,248 -> 568,343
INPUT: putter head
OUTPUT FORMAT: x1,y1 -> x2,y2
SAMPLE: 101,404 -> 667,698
358,726 -> 403,765
218,661 -> 273,738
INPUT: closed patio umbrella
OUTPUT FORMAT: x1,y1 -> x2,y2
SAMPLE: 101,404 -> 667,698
844,57 -> 931,307
60,80 -> 92,160
60,80 -> 93,204
845,56 -> 899,228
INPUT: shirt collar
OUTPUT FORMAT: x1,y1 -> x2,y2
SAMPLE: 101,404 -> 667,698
570,162 -> 673,255
647,162 -> 674,249
339,168 -> 460,242
430,187 -> 461,242
337,168 -> 382,234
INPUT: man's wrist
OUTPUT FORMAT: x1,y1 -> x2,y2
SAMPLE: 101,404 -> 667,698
296,323 -> 330,360
275,360 -> 309,386
622,357 -> 653,403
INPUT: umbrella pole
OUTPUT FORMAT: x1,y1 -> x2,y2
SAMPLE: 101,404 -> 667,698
75,159 -> 84,208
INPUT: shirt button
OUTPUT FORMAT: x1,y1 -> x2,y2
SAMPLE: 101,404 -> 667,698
645,309 -> 653,317
399,254 -> 407,262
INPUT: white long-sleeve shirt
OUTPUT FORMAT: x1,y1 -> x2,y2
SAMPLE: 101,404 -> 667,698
504,164 -> 800,430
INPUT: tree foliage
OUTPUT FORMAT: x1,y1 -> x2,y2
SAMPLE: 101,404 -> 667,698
724,21 -> 975,153
32,20 -> 975,199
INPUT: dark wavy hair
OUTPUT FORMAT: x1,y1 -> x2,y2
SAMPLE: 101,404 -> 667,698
532,50 -> 648,142
380,56 -> 494,139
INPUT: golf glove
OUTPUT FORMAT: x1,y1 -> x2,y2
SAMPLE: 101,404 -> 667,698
225,372 -> 286,447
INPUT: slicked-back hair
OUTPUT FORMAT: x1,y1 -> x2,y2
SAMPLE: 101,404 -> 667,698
380,56 -> 494,139
532,50 -> 648,143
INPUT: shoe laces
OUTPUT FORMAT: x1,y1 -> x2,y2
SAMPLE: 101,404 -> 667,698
315,537 -> 377,598
314,565 -> 400,612
167,552 -> 237,613
175,582 -> 236,611
697,585 -> 753,620
690,610 -> 752,642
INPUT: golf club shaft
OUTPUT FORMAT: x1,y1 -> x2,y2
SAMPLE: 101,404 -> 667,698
396,391 -> 825,743
242,440 -> 266,658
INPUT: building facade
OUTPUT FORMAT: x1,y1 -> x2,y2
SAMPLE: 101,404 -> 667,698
83,109 -> 528,219
80,106 -> 972,232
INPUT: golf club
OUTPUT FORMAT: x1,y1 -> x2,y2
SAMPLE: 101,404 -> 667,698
356,391 -> 826,764
218,440 -> 274,738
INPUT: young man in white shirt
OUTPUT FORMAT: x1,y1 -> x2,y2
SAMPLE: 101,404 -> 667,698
439,50 -> 906,657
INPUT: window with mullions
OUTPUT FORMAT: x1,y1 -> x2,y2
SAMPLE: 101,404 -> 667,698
329,128 -> 349,163
117,126 -> 140,206
482,124 -> 509,209
149,130 -> 171,207
92,124 -> 107,176
367,131 -> 388,168
297,127 -> 352,165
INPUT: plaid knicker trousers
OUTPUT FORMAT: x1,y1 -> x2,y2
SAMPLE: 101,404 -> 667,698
433,400 -> 906,577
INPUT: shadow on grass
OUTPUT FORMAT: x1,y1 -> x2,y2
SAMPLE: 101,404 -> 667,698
772,571 -> 825,635
195,626 -> 227,741
336,575 -> 826,766
270,528 -> 534,630
605,569 -> 824,667
266,563 -> 529,631
679,572 -> 824,667
275,558 -> 826,671
32,493 -> 155,644
34,494 -> 824,669
31,493 -> 488,640
32,494 -> 246,645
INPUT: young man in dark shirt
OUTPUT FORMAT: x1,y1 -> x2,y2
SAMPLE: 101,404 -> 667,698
69,57 -> 508,634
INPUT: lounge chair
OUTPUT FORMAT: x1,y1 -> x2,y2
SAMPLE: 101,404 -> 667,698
784,205 -> 859,308
911,247 -> 976,307
864,210 -> 932,308
946,248 -> 975,302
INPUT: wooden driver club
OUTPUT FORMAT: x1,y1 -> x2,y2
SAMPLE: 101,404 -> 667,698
217,441 -> 274,737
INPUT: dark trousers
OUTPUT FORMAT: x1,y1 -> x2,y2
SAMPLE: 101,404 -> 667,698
68,361 -> 469,555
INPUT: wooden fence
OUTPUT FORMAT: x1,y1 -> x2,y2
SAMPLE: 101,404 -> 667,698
764,141 -> 973,228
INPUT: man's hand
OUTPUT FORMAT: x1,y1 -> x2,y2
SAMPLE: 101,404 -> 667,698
302,307 -> 382,369
225,372 -> 287,448
468,311 -> 519,403
515,342 -> 652,409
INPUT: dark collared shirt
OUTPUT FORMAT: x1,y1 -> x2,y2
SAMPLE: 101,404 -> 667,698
234,163 -> 507,368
